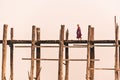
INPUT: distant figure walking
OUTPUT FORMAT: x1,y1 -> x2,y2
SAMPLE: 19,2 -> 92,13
76,24 -> 82,40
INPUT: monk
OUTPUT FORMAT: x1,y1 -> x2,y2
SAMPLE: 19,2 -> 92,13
76,24 -> 82,40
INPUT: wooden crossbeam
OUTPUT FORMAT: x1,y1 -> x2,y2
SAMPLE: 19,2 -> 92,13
15,45 -> 87,48
90,68 -> 120,71
22,58 -> 100,61
1,40 -> 120,44
15,44 -> 118,48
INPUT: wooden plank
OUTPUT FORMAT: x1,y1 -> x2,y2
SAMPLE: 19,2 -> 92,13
65,29 -> 69,80
58,25 -> 64,80
66,40 -> 115,44
1,40 -> 120,44
36,28 -> 41,80
30,25 -> 36,80
10,28 -> 14,80
2,24 -> 8,80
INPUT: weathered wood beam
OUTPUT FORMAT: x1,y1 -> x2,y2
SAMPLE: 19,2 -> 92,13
2,24 -> 8,80
0,40 -> 119,44
10,28 -> 14,80
90,27 -> 94,80
90,68 -> 120,70
30,25 -> 36,80
15,45 -> 120,48
86,25 -> 92,80
22,58 -> 100,61
36,28 -> 41,80
114,16 -> 119,80
65,29 -> 69,80
58,25 -> 64,80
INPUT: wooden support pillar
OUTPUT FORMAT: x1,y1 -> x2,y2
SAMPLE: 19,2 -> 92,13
114,16 -> 119,80
58,25 -> 65,80
90,27 -> 94,80
30,25 -> 36,80
119,41 -> 120,79
10,28 -> 14,80
36,28 -> 41,80
1,24 -> 8,80
86,25 -> 93,80
65,29 -> 69,80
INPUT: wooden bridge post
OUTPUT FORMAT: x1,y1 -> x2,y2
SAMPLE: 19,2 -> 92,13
30,25 -> 36,80
86,25 -> 94,80
10,28 -> 14,80
58,25 -> 65,80
1,24 -> 8,80
90,27 -> 94,80
114,16 -> 119,80
65,29 -> 69,80
36,28 -> 41,80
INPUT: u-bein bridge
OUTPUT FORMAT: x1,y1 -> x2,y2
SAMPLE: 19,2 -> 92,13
1,18 -> 120,80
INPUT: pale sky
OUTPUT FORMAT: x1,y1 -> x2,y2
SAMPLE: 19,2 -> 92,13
0,0 -> 120,80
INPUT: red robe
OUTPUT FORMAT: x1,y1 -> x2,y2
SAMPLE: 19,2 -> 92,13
76,26 -> 82,39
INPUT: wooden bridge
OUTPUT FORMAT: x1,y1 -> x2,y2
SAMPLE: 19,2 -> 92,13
1,17 -> 120,80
